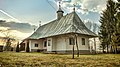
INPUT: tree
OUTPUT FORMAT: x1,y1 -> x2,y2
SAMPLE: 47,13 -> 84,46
75,34 -> 79,57
111,0 -> 120,53
5,38 -> 12,51
99,10 -> 109,53
16,42 -> 20,52
99,0 -> 120,53
0,28 -> 16,51
26,41 -> 30,52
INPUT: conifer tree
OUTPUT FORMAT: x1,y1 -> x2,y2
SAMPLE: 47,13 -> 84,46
99,0 -> 118,53
26,41 -> 30,52
16,42 -> 20,52
111,0 -> 120,53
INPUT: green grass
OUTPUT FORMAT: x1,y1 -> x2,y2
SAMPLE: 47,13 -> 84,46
0,52 -> 120,67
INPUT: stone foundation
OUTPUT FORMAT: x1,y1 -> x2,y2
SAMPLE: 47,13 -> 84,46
45,50 -> 92,54
30,49 -> 94,54
31,49 -> 47,52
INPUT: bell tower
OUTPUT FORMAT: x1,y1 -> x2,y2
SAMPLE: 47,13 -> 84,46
57,2 -> 64,20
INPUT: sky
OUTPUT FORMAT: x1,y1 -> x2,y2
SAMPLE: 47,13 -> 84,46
0,0 -> 109,25
0,0 -> 114,40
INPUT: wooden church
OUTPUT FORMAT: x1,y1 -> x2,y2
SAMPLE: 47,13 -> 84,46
21,4 -> 97,54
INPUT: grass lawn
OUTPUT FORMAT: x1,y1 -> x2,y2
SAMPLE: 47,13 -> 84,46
0,52 -> 120,67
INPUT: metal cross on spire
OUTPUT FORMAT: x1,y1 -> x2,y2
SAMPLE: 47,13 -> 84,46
39,21 -> 41,27
73,4 -> 76,12
58,1 -> 62,8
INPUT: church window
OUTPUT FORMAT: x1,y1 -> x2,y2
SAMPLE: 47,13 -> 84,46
82,38 -> 85,45
44,41 -> 47,47
35,43 -> 38,47
69,37 -> 75,45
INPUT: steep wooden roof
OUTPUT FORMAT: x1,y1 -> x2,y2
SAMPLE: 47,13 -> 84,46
28,12 -> 97,39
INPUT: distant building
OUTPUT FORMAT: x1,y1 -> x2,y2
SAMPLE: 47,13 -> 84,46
22,5 -> 97,54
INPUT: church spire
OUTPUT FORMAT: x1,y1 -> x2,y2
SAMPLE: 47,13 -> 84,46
57,2 -> 64,20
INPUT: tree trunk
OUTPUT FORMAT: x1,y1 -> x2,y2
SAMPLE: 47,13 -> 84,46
94,38 -> 96,54
107,44 -> 109,53
103,46 -> 105,53
110,45 -> 113,53
72,43 -> 74,59
75,34 -> 79,57
26,40 -> 30,52
114,46 -> 117,54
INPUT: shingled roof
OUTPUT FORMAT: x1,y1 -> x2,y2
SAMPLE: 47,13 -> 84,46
28,12 -> 97,39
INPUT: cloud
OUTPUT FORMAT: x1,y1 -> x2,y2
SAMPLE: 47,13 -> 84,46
9,30 -> 32,40
0,27 -> 32,40
0,19 -> 37,39
57,0 -> 107,14
81,0 -> 107,13
0,19 -> 37,33
0,9 -> 21,22
113,0 -> 118,2
84,19 -> 100,34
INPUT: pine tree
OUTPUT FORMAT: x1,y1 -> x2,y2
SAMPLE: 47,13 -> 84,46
5,38 -> 12,51
16,42 -> 20,52
99,0 -> 117,53
111,0 -> 120,53
26,41 -> 30,52
99,10 -> 110,53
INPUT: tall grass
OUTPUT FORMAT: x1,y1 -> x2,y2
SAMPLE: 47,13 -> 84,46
0,52 -> 120,67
